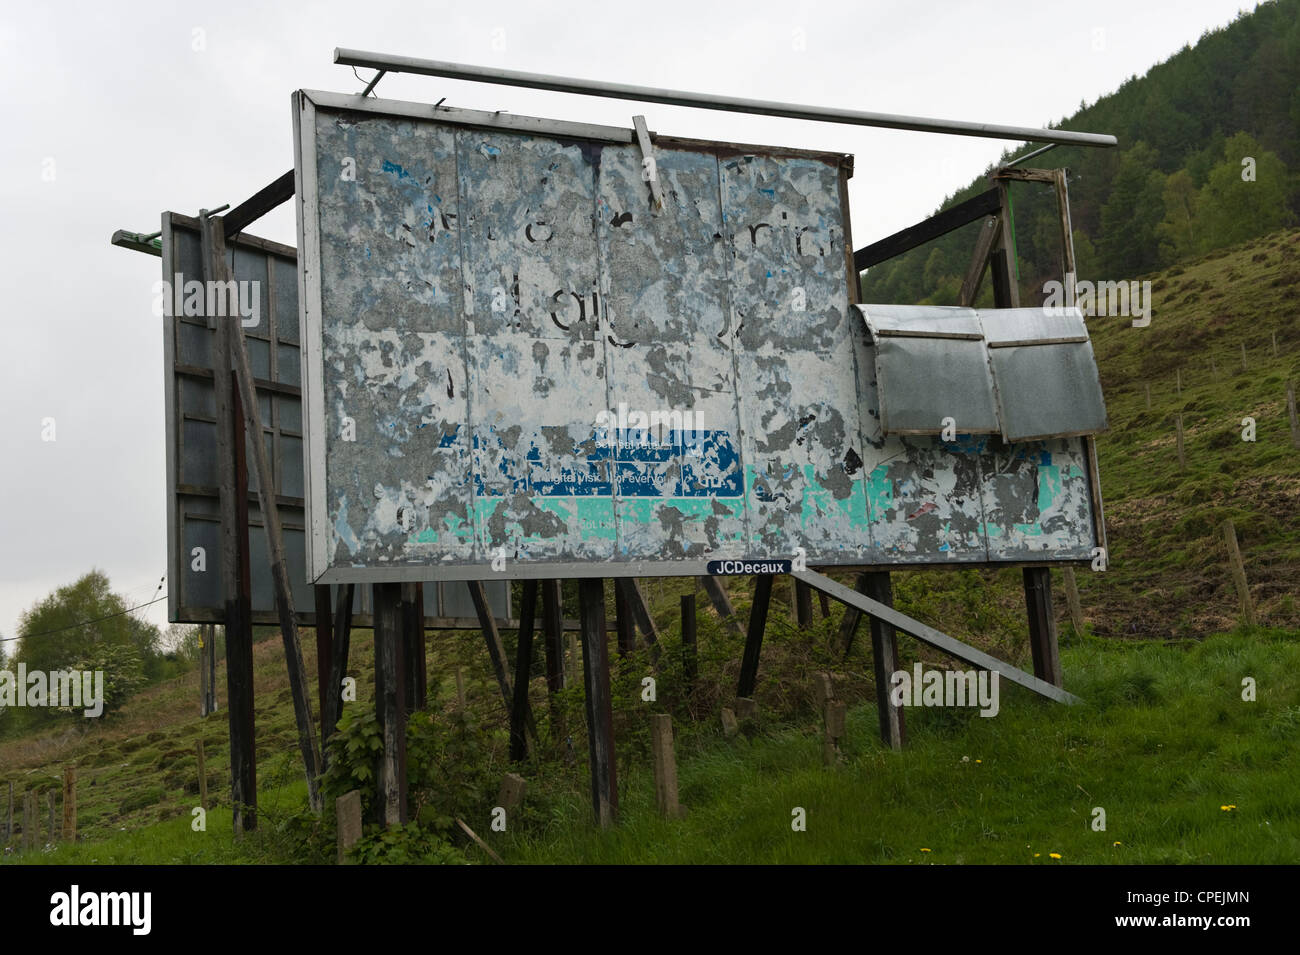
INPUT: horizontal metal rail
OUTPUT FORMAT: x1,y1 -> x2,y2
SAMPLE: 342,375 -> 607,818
334,48 -> 1118,148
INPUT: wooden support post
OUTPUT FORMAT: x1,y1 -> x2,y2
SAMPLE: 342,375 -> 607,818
578,578 -> 617,827
205,213 -> 322,815
698,575 -> 742,635
509,579 -> 538,762
336,790 -> 362,864
617,578 -> 662,665
22,791 -> 34,851
1288,382 -> 1300,450
737,575 -> 774,699
204,214 -> 256,836
863,572 -> 906,750
373,582 -> 408,827
541,580 -> 566,693
401,583 -> 427,713
1023,567 -> 1063,688
197,740 -> 207,811
322,583 -> 354,756
614,577 -> 636,656
992,179 -> 1020,308
1062,566 -> 1086,638
651,714 -> 682,818
1221,520 -> 1258,626
467,580 -> 515,714
795,579 -> 813,629
61,768 -> 75,843
1176,414 -> 1186,471
565,632 -> 580,687
817,591 -> 832,619
314,585 -> 333,727
839,572 -> 866,657
958,215 -> 1001,306
680,594 -> 697,697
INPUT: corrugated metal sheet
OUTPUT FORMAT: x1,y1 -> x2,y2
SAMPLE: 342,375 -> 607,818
855,304 -> 1108,443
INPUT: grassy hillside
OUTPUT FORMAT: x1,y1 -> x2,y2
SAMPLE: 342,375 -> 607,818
2,230 -> 1298,865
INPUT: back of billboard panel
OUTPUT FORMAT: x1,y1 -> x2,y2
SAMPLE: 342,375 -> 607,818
293,90 -> 1103,582
160,212 -> 511,623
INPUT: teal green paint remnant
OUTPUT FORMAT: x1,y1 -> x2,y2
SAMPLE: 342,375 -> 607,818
1013,522 -> 1044,537
575,498 -> 617,540
867,466 -> 893,521
1038,464 -> 1062,511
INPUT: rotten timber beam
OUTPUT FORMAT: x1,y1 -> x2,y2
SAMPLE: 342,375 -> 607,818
854,188 -> 1001,271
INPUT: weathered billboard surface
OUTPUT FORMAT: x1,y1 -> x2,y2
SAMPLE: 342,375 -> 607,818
293,90 -> 1106,582
159,212 -> 511,623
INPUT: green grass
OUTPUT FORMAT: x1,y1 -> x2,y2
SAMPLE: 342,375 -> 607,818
12,626 -> 1297,865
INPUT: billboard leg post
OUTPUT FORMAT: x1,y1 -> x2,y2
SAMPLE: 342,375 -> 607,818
373,582 -> 408,827
795,580 -> 813,629
578,578 -> 617,827
401,583 -> 427,712
737,575 -> 774,699
839,573 -> 866,659
1023,568 -> 1063,688
698,576 -> 742,636
863,572 -> 906,751
541,579 -> 565,695
322,583 -> 354,759
314,585 -> 333,730
509,580 -> 538,762
208,249 -> 256,832
468,580 -> 539,744
614,578 -> 636,656
618,578 -> 662,667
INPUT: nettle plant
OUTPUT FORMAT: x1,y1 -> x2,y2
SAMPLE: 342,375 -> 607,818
321,704 -> 494,863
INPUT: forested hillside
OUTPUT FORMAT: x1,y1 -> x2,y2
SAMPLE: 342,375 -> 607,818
861,0 -> 1300,304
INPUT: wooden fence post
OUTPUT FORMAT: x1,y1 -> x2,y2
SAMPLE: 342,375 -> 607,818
578,578 -> 617,827
45,791 -> 55,844
650,714 -> 681,819
823,701 -> 848,766
1176,414 -> 1186,471
1287,382 -> 1299,450
336,790 -> 362,864
1221,520 -> 1258,626
681,594 -> 697,697
22,791 -> 34,852
1144,382 -> 1151,411
62,767 -> 76,843
196,740 -> 207,811
1062,566 -> 1086,638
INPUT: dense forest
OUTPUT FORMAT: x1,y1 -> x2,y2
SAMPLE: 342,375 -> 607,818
861,0 -> 1300,305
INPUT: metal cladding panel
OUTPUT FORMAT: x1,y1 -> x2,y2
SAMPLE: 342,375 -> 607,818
988,341 -> 1109,441
294,91 -> 1105,578
160,212 -> 510,622
872,335 -> 1000,435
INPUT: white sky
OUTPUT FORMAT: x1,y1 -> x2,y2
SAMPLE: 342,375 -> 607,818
0,0 -> 1259,645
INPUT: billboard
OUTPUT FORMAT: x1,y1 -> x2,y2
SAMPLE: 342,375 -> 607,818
159,212 -> 511,623
292,90 -> 1106,583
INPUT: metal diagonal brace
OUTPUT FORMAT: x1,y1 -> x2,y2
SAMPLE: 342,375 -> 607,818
792,570 -> 1080,705
632,115 -> 665,211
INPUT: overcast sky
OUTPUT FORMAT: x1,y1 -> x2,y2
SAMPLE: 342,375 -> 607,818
0,0 -> 1259,645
